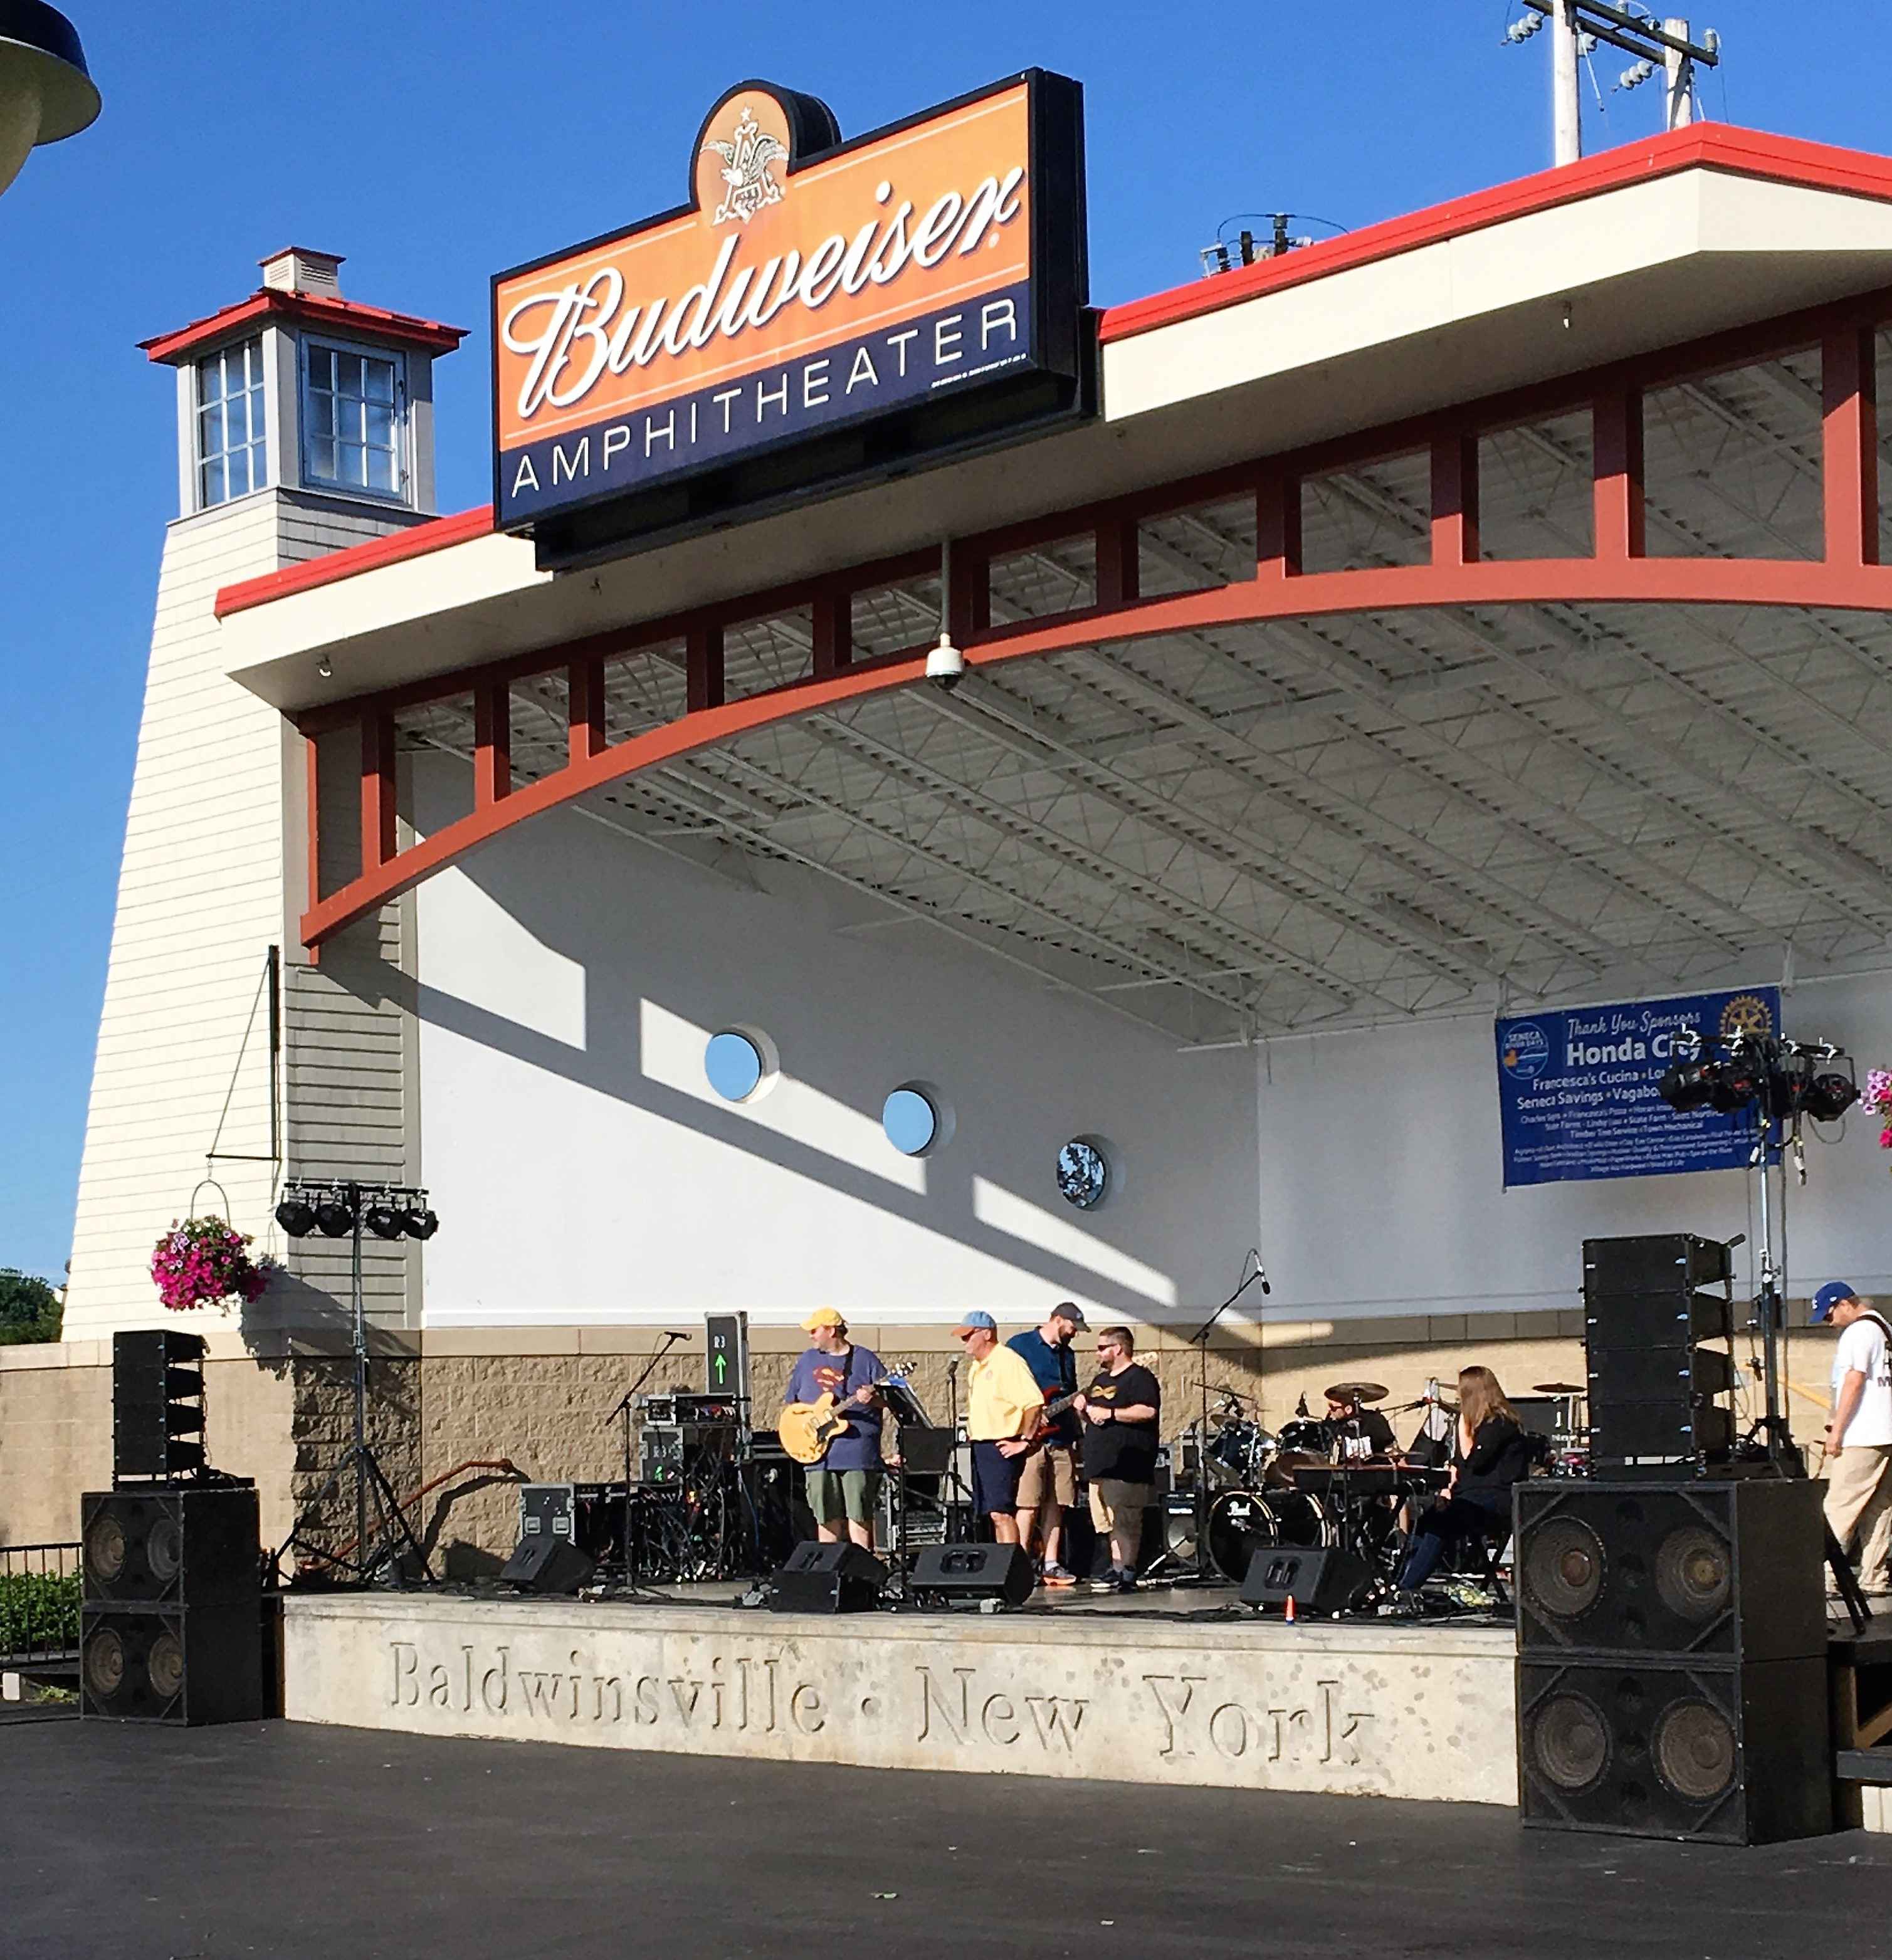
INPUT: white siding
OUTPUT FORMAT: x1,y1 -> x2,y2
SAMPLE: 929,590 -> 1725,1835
63,490 -> 426,1339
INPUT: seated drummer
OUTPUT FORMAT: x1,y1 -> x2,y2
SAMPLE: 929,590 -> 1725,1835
1392,1366 -> 1533,1604
1325,1385 -> 1397,1457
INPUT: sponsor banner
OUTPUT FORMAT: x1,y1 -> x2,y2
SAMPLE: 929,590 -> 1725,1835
492,72 -> 1086,535
1495,987 -> 1782,1188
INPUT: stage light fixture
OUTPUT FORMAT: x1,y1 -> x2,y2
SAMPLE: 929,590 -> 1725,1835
1710,1062 -> 1761,1115
1658,1062 -> 1716,1113
1802,1072 -> 1861,1123
401,1203 -> 439,1241
273,1192 -> 318,1238
362,1198 -> 404,1240
315,1190 -> 357,1238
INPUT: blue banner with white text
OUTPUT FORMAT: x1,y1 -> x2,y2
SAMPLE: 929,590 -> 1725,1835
1495,986 -> 1782,1188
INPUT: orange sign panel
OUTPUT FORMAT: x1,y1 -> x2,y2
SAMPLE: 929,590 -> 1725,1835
491,72 -> 1087,548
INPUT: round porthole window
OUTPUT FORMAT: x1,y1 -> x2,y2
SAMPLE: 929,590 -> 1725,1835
883,1084 -> 942,1156
705,1029 -> 769,1102
1056,1137 -> 1110,1210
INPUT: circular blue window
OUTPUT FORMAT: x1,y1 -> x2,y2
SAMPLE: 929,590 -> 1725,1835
883,1086 -> 940,1156
705,1030 -> 765,1102
1056,1138 -> 1110,1210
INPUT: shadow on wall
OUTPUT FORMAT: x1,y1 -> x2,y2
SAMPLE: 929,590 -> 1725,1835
396,784 -> 1256,1318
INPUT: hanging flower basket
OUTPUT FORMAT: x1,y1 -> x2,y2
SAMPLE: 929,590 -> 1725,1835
1861,1068 -> 1892,1175
149,1216 -> 280,1312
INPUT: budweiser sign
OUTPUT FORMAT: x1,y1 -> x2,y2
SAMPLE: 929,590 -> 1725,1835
491,73 -> 1088,555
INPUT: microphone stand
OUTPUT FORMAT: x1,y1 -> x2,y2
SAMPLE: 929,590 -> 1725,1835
1174,1252 -> 1270,1582
602,1331 -> 687,1584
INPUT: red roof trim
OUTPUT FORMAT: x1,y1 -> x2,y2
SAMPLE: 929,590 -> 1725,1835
140,288 -> 468,365
214,505 -> 497,618
1098,123 -> 1892,345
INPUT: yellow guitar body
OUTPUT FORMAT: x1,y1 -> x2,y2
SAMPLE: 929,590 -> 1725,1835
779,1393 -> 851,1465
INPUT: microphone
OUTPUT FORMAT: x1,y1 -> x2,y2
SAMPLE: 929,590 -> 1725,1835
947,1356 -> 960,1377
662,1330 -> 693,1341
1256,1260 -> 1271,1297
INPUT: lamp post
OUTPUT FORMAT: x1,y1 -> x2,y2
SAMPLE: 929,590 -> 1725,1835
0,2 -> 98,199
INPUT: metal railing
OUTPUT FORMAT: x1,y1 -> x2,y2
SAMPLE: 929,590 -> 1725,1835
0,1543 -> 82,1668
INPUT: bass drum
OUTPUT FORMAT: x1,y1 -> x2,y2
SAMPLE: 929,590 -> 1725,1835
1206,1487 -> 1334,1583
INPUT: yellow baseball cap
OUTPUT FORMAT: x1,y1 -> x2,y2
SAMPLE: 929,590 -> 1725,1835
801,1307 -> 846,1333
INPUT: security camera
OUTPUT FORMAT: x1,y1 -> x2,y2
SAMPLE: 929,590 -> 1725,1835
925,632 -> 965,691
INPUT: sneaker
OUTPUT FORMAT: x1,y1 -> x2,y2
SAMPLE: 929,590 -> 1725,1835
1041,1563 -> 1078,1589
1110,1568 -> 1138,1595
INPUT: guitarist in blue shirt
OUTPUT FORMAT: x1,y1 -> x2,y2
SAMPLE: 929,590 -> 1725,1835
1008,1302 -> 1087,1587
782,1309 -> 887,1550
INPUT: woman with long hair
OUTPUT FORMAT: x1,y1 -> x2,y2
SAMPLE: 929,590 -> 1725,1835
1392,1365 -> 1534,1602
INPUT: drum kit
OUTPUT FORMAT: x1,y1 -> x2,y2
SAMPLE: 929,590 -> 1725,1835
1532,1381 -> 1592,1477
1171,1381 -> 1453,1585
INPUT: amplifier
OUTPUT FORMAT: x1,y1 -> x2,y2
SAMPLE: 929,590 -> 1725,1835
638,1393 -> 742,1426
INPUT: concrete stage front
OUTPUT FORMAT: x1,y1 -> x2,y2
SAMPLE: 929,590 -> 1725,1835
281,1586 -> 1519,1806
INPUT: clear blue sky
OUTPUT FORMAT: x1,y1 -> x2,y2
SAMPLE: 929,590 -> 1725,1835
1,1 -> 1886,1280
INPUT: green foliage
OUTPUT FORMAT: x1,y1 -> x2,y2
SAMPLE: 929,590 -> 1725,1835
0,1571 -> 81,1657
0,1268 -> 62,1346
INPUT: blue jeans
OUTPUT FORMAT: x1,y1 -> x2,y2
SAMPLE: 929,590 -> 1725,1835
1396,1496 -> 1500,1591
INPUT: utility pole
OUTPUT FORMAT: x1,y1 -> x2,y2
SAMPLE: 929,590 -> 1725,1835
1513,3 -> 1720,166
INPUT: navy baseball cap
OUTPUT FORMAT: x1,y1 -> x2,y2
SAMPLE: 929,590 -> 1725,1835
953,1310 -> 997,1335
1812,1281 -> 1859,1323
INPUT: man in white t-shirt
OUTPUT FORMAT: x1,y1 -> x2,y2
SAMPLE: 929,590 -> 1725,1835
1814,1279 -> 1892,1597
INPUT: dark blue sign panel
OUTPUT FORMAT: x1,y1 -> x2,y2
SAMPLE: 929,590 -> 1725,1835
1495,987 -> 1782,1188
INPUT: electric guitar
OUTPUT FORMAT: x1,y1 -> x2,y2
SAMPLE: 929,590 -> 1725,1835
779,1374 -> 905,1465
1019,1387 -> 1086,1453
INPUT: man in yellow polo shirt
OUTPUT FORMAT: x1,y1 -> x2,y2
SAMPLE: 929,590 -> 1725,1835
955,1311 -> 1044,1545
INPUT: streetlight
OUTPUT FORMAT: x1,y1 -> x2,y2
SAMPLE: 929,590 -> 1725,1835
0,3 -> 98,198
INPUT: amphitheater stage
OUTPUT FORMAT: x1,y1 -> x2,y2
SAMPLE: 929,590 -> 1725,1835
280,1582 -> 1519,1806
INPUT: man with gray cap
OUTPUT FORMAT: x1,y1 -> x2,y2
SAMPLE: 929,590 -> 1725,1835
1813,1280 -> 1892,1596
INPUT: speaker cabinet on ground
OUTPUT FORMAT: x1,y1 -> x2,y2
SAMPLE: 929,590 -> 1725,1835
500,1534 -> 596,1596
767,1540 -> 886,1613
112,1328 -> 207,1480
81,1603 -> 264,1725
908,1542 -> 1036,1605
1514,1479 -> 1826,1661
1239,1546 -> 1371,1616
81,1487 -> 260,1608
1518,1656 -> 1831,1843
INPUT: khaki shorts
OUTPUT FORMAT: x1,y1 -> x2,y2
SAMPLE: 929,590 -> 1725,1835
1088,1477 -> 1151,1532
1016,1444 -> 1078,1509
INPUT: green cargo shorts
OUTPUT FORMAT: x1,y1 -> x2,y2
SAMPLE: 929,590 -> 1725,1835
806,1466 -> 881,1526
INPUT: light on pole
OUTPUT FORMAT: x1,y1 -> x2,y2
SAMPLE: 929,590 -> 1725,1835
0,2 -> 98,199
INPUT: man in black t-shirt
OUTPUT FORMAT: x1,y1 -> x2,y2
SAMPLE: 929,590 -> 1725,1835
1076,1326 -> 1162,1593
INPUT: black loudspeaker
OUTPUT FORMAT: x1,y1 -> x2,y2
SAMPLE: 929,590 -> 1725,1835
1239,1546 -> 1371,1616
908,1542 -> 1036,1605
1518,1656 -> 1831,1843
1514,1479 -> 1831,1843
80,1604 -> 264,1725
81,1487 -> 260,1607
1583,1235 -> 1735,1475
1514,1479 -> 1826,1661
767,1540 -> 887,1614
500,1534 -> 596,1595
112,1328 -> 207,1480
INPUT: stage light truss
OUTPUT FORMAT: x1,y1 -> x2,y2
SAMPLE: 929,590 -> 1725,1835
276,1178 -> 438,1243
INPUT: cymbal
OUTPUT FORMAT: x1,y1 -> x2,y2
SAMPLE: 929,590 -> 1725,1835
1325,1380 -> 1389,1405
1532,1382 -> 1587,1395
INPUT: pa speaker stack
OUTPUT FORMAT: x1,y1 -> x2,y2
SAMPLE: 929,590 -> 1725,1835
1582,1234 -> 1735,1475
112,1328 -> 207,1480
80,1486 -> 263,1724
1514,1478 -> 1831,1842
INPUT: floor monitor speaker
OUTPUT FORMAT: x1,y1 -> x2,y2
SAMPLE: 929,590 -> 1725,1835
767,1539 -> 887,1613
500,1533 -> 595,1596
80,1603 -> 263,1725
1239,1546 -> 1372,1616
1518,1655 -> 1831,1843
908,1542 -> 1036,1605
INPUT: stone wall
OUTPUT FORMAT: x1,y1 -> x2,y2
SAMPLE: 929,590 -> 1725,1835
3,1313 -> 1839,1571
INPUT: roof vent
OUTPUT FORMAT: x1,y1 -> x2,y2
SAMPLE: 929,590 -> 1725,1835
259,247 -> 344,296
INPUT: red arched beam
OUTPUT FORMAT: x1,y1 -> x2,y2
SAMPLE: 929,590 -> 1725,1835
302,552 -> 1892,948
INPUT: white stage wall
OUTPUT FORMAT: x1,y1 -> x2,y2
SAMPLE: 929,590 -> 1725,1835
413,758 -> 1892,1330
411,767 -> 1259,1327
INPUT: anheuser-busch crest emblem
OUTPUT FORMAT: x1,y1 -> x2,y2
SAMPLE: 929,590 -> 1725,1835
703,107 -> 787,226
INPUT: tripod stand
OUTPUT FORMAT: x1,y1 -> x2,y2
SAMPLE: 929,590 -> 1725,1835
276,1184 -> 433,1586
